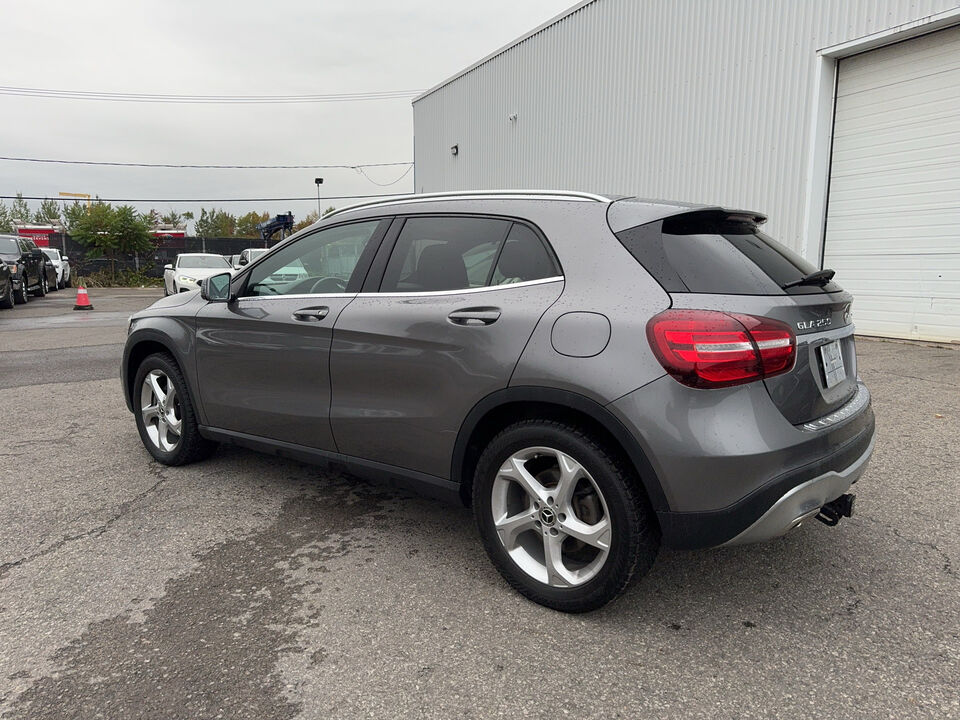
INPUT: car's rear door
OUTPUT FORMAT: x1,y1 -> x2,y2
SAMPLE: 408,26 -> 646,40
194,218 -> 389,450
329,215 -> 564,479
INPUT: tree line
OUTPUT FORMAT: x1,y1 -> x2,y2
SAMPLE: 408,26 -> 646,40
0,193 -> 333,238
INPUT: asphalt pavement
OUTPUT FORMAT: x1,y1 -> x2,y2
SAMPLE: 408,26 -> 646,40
0,288 -> 958,719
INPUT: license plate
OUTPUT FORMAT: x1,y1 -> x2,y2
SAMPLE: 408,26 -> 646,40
819,340 -> 846,389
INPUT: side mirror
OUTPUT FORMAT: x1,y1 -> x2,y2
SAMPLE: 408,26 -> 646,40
238,256 -> 248,266
164,263 -> 173,270
61,256 -> 69,262
201,272 -> 233,302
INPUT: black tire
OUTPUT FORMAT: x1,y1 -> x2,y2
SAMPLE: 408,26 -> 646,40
0,281 -> 13,309
13,278 -> 28,305
473,420 -> 660,613
33,275 -> 46,298
64,274 -> 71,288
49,276 -> 58,292
133,352 -> 217,466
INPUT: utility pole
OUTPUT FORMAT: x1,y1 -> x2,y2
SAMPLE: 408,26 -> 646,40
315,177 -> 324,217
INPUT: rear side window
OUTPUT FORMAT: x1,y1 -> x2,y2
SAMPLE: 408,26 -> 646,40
616,212 -> 841,295
379,217 -> 558,293
491,223 -> 558,285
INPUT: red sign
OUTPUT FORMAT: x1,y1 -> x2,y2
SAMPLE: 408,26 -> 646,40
17,227 -> 54,247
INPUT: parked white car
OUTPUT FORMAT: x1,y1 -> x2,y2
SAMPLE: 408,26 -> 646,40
163,253 -> 233,295
41,248 -> 71,289
235,248 -> 268,268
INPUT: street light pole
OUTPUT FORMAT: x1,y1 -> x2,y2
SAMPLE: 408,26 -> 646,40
314,177 -> 324,217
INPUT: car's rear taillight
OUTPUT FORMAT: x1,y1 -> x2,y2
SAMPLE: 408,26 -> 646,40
646,309 -> 796,389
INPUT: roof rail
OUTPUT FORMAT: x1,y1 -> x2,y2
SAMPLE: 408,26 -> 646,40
322,189 -> 611,221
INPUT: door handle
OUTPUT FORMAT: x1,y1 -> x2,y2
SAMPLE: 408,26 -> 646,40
447,307 -> 501,326
293,306 -> 330,321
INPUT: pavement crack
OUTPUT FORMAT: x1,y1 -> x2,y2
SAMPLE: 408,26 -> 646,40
0,464 -> 171,581
858,513 -> 957,579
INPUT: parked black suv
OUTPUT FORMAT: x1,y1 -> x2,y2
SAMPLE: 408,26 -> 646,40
0,258 -> 12,309
0,234 -> 47,304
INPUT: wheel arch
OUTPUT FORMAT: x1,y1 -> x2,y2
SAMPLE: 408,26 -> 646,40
452,386 -> 669,515
123,327 -> 203,423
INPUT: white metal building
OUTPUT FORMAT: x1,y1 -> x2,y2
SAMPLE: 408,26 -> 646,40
412,0 -> 960,342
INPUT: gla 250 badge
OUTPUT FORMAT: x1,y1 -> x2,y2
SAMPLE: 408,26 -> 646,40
797,317 -> 832,331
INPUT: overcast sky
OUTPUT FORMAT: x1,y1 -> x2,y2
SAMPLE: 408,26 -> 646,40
2,0 -> 574,226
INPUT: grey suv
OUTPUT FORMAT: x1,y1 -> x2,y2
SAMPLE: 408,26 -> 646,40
122,191 -> 875,612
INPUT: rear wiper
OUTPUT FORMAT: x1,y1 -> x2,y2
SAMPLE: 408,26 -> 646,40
782,268 -> 835,289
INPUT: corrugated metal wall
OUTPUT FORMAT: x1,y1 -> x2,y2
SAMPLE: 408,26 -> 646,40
412,0 -> 959,252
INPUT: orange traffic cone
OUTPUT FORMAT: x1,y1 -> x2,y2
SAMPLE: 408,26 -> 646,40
73,285 -> 94,311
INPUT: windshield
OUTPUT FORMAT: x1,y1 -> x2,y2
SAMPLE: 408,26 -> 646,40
178,255 -> 231,269
0,237 -> 20,254
42,249 -> 59,260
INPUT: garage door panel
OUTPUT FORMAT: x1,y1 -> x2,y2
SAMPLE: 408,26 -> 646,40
839,28 -> 960,93
847,296 -> 960,343
824,25 -> 960,342
834,78 -> 960,131
832,136 -> 960,176
825,212 -> 960,238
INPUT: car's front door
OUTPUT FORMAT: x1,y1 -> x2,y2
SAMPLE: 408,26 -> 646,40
19,239 -> 42,289
330,216 -> 564,479
194,218 -> 389,450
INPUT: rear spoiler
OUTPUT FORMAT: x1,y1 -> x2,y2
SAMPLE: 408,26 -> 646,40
606,198 -> 767,234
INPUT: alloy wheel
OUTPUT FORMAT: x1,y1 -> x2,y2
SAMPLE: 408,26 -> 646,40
140,369 -> 183,452
491,446 -> 611,587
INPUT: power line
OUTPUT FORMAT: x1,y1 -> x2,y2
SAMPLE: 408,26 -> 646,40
0,85 -> 422,104
1,193 -> 414,204
354,164 -> 415,187
0,155 -> 413,170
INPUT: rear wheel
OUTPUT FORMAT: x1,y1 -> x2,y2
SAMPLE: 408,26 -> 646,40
33,275 -> 47,298
473,420 -> 660,613
133,352 -> 216,466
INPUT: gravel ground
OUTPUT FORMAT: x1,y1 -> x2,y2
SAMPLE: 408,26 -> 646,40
0,289 -> 957,719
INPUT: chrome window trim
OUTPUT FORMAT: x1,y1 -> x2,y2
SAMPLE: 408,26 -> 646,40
360,275 -> 564,298
235,292 -> 356,303
233,276 -> 564,302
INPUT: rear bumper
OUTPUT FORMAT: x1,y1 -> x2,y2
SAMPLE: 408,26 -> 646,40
608,377 -> 876,549
722,433 -> 874,545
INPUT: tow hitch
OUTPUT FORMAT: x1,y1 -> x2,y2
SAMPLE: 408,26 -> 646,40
816,493 -> 856,526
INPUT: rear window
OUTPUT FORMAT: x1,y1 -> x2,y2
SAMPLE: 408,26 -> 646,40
615,212 -> 841,295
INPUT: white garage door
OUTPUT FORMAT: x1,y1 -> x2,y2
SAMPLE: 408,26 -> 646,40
824,25 -> 960,342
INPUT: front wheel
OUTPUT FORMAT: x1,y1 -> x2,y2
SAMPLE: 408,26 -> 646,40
13,279 -> 28,305
133,352 -> 216,465
473,420 -> 659,613
0,281 -> 13,309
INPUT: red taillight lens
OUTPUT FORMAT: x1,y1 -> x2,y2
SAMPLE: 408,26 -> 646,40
646,309 -> 796,388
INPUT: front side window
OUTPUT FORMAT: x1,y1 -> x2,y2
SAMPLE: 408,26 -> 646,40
379,216 -> 558,293
244,220 -> 382,297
